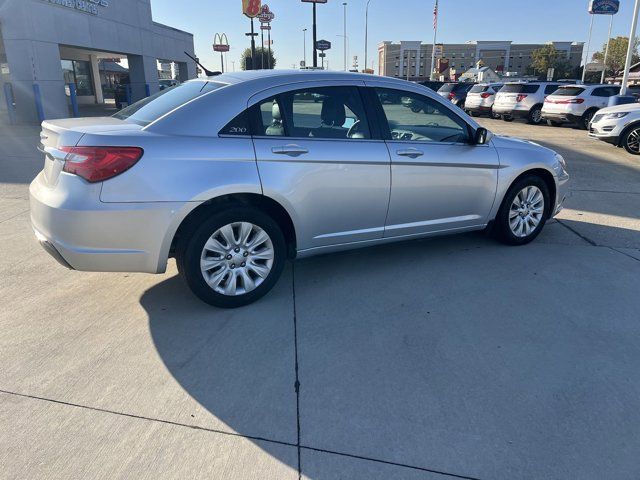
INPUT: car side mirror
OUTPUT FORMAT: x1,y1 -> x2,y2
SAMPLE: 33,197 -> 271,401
474,127 -> 489,145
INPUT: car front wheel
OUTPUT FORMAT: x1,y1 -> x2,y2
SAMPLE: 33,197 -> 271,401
494,176 -> 550,246
177,207 -> 286,308
622,126 -> 640,155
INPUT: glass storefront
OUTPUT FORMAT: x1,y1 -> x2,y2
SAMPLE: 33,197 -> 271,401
61,59 -> 94,96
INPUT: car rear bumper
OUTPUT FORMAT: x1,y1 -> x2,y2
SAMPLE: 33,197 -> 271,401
466,105 -> 493,114
541,112 -> 581,124
29,171 -> 186,274
492,106 -> 529,118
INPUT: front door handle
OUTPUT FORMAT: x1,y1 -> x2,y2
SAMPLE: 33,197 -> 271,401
272,144 -> 309,157
397,148 -> 424,159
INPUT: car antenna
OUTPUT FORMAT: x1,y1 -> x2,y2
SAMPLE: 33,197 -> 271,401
184,51 -> 221,77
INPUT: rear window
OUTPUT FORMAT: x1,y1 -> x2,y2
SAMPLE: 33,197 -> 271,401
553,87 -> 586,97
500,84 -> 539,94
113,81 -> 226,126
469,85 -> 489,93
438,83 -> 457,93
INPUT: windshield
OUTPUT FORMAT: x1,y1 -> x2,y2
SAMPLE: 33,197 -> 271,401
500,84 -> 539,94
469,85 -> 489,93
553,87 -> 585,97
114,81 -> 226,126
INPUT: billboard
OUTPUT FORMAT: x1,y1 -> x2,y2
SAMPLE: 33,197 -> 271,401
242,0 -> 261,18
588,0 -> 620,14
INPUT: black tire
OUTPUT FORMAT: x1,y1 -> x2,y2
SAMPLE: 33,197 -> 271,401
547,120 -> 563,127
502,115 -> 514,122
622,126 -> 640,155
468,110 -> 478,117
177,207 -> 286,308
527,105 -> 543,125
580,109 -> 597,130
493,175 -> 551,246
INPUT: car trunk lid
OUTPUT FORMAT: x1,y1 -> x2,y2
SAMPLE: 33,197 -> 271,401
38,117 -> 143,187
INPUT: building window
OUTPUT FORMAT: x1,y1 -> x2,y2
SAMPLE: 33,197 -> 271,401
61,59 -> 94,96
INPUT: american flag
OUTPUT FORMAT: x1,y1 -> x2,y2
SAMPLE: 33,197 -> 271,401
433,0 -> 439,30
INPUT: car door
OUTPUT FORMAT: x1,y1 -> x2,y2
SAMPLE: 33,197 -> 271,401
368,85 -> 499,238
249,83 -> 391,251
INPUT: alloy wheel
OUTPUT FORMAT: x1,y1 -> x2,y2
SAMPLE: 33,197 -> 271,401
531,108 -> 542,124
200,222 -> 275,296
509,186 -> 545,238
626,128 -> 640,154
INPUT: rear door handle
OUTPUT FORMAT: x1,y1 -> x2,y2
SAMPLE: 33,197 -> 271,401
272,144 -> 309,157
397,148 -> 424,159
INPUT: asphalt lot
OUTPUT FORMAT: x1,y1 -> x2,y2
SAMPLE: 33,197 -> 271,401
1,116 -> 640,480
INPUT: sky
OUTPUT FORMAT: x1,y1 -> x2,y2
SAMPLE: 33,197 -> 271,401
150,0 -> 636,73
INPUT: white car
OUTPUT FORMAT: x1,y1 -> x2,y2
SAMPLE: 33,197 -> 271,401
493,82 -> 562,125
588,102 -> 640,154
542,84 -> 621,129
465,83 -> 503,118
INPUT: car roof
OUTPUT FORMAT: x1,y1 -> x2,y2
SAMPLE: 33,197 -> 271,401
200,69 -> 407,87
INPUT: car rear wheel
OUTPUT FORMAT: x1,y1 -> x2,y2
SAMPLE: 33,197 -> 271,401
581,109 -> 597,130
502,115 -> 514,122
528,106 -> 543,125
493,176 -> 550,246
177,207 -> 286,308
623,126 -> 640,155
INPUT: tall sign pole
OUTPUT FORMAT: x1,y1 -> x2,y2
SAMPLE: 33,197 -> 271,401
430,0 -> 439,80
213,33 -> 230,73
258,5 -> 275,70
302,0 -> 327,68
586,1 -> 621,83
601,15 -> 615,83
621,0 -> 640,95
243,0 -> 261,70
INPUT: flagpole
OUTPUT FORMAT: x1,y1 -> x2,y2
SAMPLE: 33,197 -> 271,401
429,0 -> 439,80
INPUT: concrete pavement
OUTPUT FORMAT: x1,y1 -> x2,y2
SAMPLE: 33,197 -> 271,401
1,118 -> 640,479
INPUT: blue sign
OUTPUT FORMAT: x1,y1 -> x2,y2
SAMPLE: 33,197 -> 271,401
589,0 -> 620,15
315,40 -> 331,51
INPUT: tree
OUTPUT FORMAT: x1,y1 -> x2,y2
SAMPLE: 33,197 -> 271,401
240,47 -> 276,70
592,36 -> 640,75
529,44 -> 572,79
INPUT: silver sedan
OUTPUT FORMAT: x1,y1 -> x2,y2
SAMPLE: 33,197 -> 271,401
30,70 -> 569,307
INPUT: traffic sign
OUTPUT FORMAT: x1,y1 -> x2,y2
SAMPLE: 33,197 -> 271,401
589,0 -> 620,14
315,39 -> 331,51
242,0 -> 261,18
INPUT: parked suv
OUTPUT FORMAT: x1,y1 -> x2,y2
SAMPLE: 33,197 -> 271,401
493,82 -> 562,125
588,103 -> 640,154
437,82 -> 475,109
542,84 -> 621,129
465,83 -> 503,117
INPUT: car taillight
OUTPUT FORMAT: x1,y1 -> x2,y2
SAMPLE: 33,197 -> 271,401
61,146 -> 143,183
448,92 -> 456,100
516,94 -> 528,102
480,92 -> 492,98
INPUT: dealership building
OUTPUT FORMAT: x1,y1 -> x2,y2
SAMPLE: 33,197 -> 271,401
0,0 -> 197,124
378,40 -> 585,82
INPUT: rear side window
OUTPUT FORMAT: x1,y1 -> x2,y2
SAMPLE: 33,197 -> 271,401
500,84 -> 539,94
553,87 -> 585,96
592,86 -> 620,97
113,81 -> 225,126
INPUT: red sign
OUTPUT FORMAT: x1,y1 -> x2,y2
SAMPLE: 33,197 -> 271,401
242,0 -> 261,18
258,4 -> 275,23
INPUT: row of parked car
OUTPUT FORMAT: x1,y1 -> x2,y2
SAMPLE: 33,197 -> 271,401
420,80 -> 640,155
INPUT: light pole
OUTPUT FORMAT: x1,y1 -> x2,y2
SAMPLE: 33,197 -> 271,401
621,0 -> 640,95
582,13 -> 595,82
337,34 -> 349,71
303,28 -> 308,67
343,2 -> 348,71
364,0 -> 372,72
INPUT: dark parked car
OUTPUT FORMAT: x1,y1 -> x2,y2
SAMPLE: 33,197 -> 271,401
437,82 -> 475,109
420,80 -> 446,92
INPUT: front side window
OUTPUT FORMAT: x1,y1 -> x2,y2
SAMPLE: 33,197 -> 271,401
254,86 -> 371,140
375,88 -> 469,143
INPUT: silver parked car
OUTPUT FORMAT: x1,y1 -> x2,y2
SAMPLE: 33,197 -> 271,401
30,70 -> 570,307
